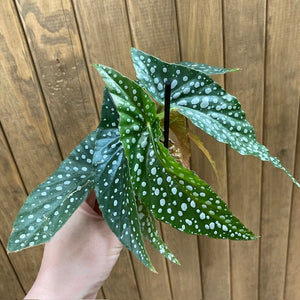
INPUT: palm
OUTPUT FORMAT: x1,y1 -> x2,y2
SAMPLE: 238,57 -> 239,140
26,191 -> 122,299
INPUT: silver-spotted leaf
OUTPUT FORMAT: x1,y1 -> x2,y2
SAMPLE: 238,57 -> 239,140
93,89 -> 155,271
7,132 -> 96,252
178,61 -> 239,75
95,64 -> 257,241
136,197 -> 180,265
132,48 -> 299,188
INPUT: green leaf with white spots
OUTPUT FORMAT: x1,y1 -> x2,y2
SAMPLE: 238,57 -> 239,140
7,132 -> 96,252
93,89 -> 155,271
95,64 -> 258,241
132,48 -> 300,188
177,61 -> 239,75
136,197 -> 180,265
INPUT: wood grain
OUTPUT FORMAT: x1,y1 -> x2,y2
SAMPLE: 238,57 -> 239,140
284,105 -> 300,300
260,0 -> 299,299
176,1 -> 230,299
126,0 -> 180,60
96,288 -> 105,300
0,123 -> 43,293
160,225 -> 202,299
0,241 -> 25,299
223,1 -> 266,299
0,0 -> 62,192
131,237 -> 172,300
102,250 -> 140,299
15,0 -> 99,157
0,124 -> 27,298
73,0 -> 135,110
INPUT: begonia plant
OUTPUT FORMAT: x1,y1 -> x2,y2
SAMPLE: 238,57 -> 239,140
7,49 -> 299,271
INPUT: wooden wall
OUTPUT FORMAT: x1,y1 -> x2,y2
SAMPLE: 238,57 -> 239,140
0,0 -> 299,299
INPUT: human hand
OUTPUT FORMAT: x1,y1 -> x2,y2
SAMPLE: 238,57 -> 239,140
25,190 -> 123,299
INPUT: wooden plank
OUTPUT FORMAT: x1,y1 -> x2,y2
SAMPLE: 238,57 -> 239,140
0,124 -> 44,293
160,225 -> 201,299
260,0 -> 299,299
0,241 -> 25,299
176,1 -> 230,299
223,1 -> 266,299
96,288 -> 105,300
131,238 -> 172,300
15,0 -> 99,157
284,106 -> 300,300
73,0 -> 135,109
127,0 -> 180,60
102,249 -> 140,299
0,0 -> 62,192
73,1 -> 140,298
0,125 -> 28,297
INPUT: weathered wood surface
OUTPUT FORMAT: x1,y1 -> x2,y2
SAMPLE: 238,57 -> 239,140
73,0 -> 134,111
0,126 -> 26,299
15,0 -> 99,157
224,1 -> 266,299
0,122 -> 45,293
285,104 -> 300,300
177,1 -> 230,299
0,0 -> 299,299
260,1 -> 299,299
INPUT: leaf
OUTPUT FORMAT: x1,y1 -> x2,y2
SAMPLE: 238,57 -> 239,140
188,131 -> 219,179
7,132 -> 96,252
136,197 -> 180,265
93,89 -> 155,271
95,64 -> 258,241
177,61 -> 239,75
132,48 -> 300,188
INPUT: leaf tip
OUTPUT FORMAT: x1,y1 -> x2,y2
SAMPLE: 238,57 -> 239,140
150,265 -> 158,274
245,232 -> 260,240
230,68 -> 241,72
6,243 -> 18,253
131,47 -> 140,58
